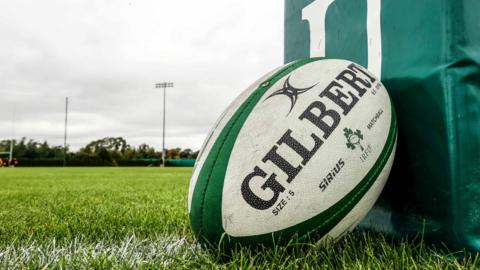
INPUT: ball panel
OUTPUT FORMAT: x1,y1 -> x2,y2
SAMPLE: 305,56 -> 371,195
318,137 -> 397,243
188,58 -> 323,243
187,64 -> 285,212
225,110 -> 397,246
222,60 -> 393,236
189,58 -> 397,247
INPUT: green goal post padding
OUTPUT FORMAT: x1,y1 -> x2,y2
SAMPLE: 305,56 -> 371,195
285,0 -> 480,252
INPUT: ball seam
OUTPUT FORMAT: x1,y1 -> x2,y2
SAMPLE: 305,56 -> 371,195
197,84 -> 266,236
298,130 -> 397,242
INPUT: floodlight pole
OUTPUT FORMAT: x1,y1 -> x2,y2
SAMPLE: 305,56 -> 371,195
8,140 -> 13,162
9,106 -> 15,162
155,82 -> 174,167
63,97 -> 69,167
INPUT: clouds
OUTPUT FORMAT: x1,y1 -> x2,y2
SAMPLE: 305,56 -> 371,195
0,0 -> 284,150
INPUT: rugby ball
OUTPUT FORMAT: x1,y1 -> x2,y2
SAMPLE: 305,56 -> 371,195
188,58 -> 397,247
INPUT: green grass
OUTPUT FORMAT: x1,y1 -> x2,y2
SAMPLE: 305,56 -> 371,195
0,167 -> 478,269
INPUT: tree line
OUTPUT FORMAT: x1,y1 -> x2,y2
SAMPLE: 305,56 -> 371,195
0,137 -> 199,166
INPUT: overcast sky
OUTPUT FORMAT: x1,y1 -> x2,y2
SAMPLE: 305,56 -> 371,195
0,0 -> 284,151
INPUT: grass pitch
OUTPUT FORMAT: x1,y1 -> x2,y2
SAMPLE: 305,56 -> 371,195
0,167 -> 478,269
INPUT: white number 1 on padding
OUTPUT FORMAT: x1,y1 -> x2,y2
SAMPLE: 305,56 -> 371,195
302,0 -> 382,77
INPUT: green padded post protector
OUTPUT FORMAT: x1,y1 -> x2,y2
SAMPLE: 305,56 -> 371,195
285,0 -> 480,252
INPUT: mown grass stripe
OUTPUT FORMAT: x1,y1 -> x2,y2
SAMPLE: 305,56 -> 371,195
0,167 -> 478,268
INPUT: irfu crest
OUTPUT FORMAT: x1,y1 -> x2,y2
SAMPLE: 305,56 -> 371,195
344,128 -> 364,151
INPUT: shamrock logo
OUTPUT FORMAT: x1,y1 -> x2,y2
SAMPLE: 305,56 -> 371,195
344,128 -> 364,151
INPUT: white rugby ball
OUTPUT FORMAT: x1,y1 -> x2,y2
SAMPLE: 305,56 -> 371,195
188,58 -> 397,247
